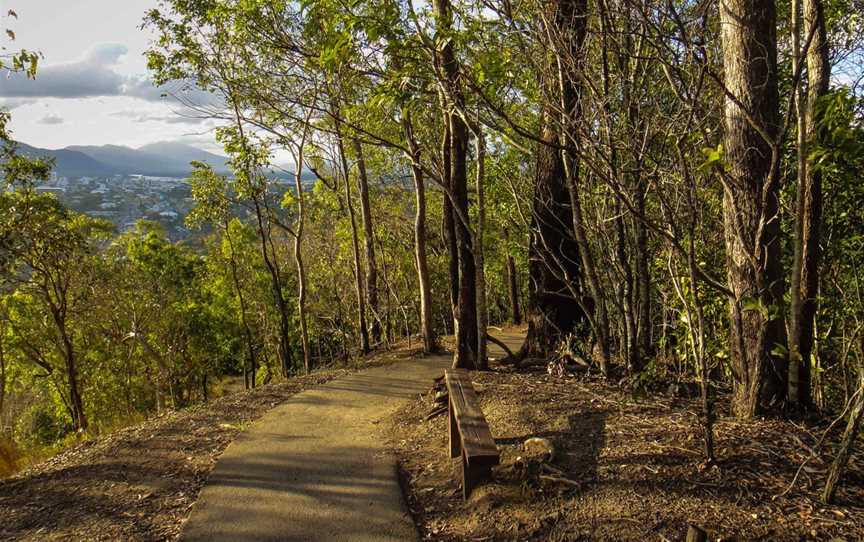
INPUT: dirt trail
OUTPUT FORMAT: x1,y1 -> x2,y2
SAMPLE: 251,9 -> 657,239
179,355 -> 451,541
180,332 -> 522,542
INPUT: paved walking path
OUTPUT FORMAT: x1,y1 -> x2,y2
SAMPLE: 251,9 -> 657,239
180,331 -> 522,542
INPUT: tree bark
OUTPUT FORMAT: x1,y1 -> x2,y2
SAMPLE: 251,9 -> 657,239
224,220 -> 257,389
503,227 -> 522,325
352,138 -> 381,346
719,0 -> 786,418
474,125 -> 489,369
789,0 -> 829,409
522,115 -> 586,359
402,111 -> 437,353
294,164 -> 311,375
335,118 -> 371,354
440,113 -> 459,329
518,0 -> 591,363
433,0 -> 478,369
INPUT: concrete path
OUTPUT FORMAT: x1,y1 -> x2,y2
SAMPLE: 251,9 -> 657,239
180,332 -> 521,542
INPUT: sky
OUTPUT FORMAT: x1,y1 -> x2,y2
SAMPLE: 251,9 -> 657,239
0,0 -> 225,152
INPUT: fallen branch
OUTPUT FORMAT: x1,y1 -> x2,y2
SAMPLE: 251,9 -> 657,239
539,474 -> 581,488
486,333 -> 515,359
424,406 -> 447,421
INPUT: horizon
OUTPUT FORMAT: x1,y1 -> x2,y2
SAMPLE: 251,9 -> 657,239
0,1 -> 293,166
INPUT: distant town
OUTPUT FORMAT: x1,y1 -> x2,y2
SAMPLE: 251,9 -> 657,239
36,173 -> 197,240
16,140 -> 308,240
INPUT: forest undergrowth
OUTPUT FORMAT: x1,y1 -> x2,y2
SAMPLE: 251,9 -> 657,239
389,363 -> 864,541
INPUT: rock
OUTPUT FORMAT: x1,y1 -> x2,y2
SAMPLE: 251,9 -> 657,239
522,437 -> 556,462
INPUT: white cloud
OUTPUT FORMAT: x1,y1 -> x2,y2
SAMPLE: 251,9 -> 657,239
38,113 -> 64,125
0,42 -> 221,107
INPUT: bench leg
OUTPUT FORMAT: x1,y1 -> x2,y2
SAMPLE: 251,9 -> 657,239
448,400 -> 460,458
461,451 -> 492,501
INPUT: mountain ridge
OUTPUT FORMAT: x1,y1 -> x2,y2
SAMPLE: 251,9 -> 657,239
16,141 -> 231,178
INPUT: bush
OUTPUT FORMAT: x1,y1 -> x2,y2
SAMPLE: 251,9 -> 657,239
17,406 -> 69,447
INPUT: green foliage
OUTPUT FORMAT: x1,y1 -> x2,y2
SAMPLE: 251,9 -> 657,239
17,406 -> 68,447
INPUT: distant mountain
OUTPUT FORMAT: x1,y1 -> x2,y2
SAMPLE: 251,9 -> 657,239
16,141 -> 231,178
138,142 -> 229,170
16,143 -> 116,178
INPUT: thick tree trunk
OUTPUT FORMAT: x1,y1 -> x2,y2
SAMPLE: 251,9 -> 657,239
352,139 -> 381,345
519,0 -> 591,362
790,0 -> 829,409
402,112 -> 436,353
719,0 -> 786,418
452,114 -> 479,369
433,0 -> 478,369
522,118 -> 586,359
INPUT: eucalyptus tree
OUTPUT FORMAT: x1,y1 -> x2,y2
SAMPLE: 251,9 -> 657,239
788,0 -> 830,409
0,188 -> 112,432
187,166 -> 260,388
431,0 -> 480,369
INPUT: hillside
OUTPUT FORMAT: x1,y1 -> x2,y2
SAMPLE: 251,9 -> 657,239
15,143 -> 116,178
16,141 -> 230,178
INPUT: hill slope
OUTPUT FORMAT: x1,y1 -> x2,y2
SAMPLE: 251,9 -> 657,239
15,141 -> 230,178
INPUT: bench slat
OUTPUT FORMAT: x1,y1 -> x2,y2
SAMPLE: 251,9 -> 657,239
445,369 -> 499,465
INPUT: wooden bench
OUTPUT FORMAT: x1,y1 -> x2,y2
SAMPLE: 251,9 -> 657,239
445,368 -> 500,499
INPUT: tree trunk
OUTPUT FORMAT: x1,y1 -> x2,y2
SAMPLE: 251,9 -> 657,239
224,221 -> 257,389
252,196 -> 293,376
294,169 -> 311,375
352,138 -> 381,346
440,113 -> 460,329
0,318 -> 6,420
522,118 -> 586,359
474,125 -> 488,370
402,112 -> 437,353
503,228 -> 522,325
59,320 -> 87,431
719,0 -> 786,418
822,343 -> 864,504
790,0 -> 829,409
571,0 -> 610,373
787,0 -> 807,409
433,0 -> 478,369
519,0 -> 590,362
335,119 -> 371,354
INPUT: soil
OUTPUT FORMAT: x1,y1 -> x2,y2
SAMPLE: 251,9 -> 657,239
387,363 -> 864,541
0,343 -> 421,541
